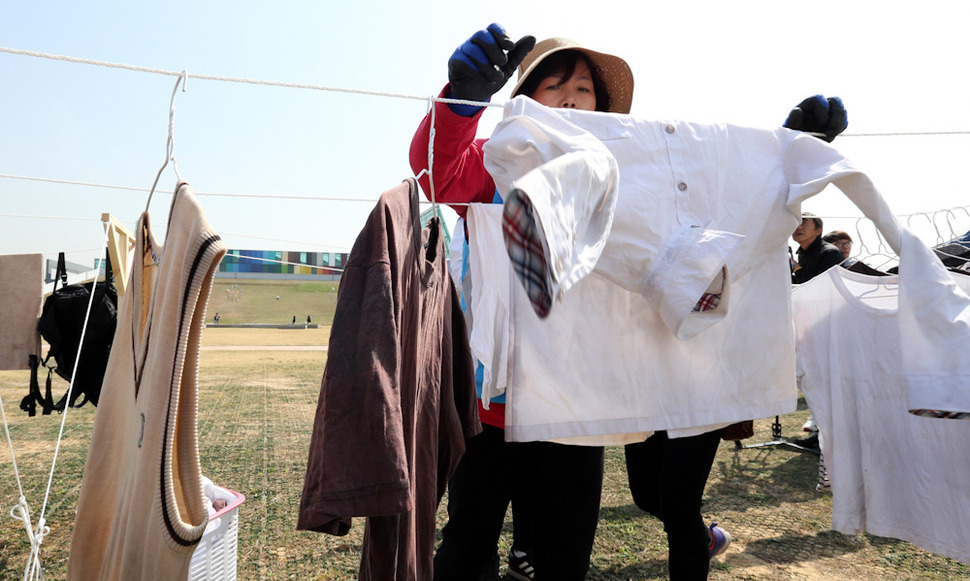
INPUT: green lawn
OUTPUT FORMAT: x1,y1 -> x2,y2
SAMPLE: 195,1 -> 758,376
1,279 -> 968,580
207,279 -> 339,326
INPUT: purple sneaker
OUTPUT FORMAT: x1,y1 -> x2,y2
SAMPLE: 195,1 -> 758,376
708,522 -> 732,559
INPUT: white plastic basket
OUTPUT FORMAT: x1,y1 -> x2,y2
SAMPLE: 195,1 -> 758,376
188,485 -> 245,581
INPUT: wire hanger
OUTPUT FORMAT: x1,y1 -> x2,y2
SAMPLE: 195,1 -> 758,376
144,70 -> 188,213
856,281 -> 898,300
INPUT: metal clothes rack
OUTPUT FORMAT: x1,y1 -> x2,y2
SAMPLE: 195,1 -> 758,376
734,415 -> 820,455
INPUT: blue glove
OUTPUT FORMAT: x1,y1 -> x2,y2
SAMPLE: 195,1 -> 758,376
447,24 -> 535,115
783,95 -> 848,142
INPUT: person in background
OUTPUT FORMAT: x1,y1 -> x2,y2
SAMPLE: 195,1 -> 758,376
823,230 -> 853,260
791,215 -> 846,451
791,212 -> 845,284
824,229 -> 889,275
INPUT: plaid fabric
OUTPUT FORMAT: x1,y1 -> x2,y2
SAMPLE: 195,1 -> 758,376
502,190 -> 553,318
693,293 -> 722,312
693,267 -> 726,312
910,409 -> 970,420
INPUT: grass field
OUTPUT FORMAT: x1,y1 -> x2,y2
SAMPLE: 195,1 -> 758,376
1,280 -> 968,580
205,279 -> 339,327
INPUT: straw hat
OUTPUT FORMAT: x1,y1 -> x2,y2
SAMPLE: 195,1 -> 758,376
510,37 -> 634,114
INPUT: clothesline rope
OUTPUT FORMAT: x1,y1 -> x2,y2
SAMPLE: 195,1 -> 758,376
0,173 -> 422,203
0,214 -> 352,255
0,227 -> 111,581
5,46 -> 970,138
0,46 -> 502,111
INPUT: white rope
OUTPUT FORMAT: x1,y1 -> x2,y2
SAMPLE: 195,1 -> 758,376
0,322 -> 47,581
0,46 -> 501,111
10,497 -> 48,580
0,173 -> 427,204
841,130 -> 970,138
0,395 -> 28,500
0,227 -> 111,580
427,96 -> 438,210
37,227 -> 110,578
219,232 -> 350,252
0,212 -> 101,222
7,46 -> 970,138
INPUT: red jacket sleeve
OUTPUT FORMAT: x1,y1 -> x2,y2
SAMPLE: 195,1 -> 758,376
409,84 -> 497,219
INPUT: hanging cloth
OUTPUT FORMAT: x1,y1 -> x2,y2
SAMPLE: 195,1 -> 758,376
101,212 -> 136,298
0,254 -> 43,371
298,178 -> 479,581
67,183 -> 226,580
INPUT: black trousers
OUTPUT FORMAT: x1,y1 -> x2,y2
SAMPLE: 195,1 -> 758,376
625,429 -> 723,581
434,424 -> 604,581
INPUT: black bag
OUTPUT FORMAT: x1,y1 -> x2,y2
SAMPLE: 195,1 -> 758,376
21,252 -> 118,415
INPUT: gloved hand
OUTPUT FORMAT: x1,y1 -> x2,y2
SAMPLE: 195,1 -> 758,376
448,23 -> 536,105
783,95 -> 848,142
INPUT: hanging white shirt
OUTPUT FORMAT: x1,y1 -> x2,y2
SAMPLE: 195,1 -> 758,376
793,265 -> 970,563
466,205 -> 513,405
475,97 -> 904,445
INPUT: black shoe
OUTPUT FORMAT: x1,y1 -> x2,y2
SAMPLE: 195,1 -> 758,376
791,432 -> 819,450
507,547 -> 535,581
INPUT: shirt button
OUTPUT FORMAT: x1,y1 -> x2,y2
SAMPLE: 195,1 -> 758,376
665,124 -> 675,134
678,182 -> 688,191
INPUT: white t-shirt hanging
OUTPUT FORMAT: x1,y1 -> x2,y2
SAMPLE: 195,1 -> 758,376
793,266 -> 970,563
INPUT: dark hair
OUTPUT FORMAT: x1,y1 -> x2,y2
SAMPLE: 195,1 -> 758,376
822,230 -> 852,244
515,50 -> 611,112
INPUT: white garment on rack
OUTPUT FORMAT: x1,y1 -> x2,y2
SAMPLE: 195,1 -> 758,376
466,204 -> 513,405
794,266 -> 970,564
474,97 -> 904,445
898,230 -> 970,415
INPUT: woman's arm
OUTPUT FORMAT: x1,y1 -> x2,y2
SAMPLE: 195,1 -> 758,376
409,85 -> 497,218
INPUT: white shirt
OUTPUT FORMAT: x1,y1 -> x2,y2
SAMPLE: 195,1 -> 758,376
484,97 -> 903,338
474,97 -> 906,445
466,205 -> 512,405
794,266 -> 970,563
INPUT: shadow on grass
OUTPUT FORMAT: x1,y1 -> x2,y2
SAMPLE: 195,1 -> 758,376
598,503 -> 648,522
706,446 -> 822,511
742,530 -> 866,564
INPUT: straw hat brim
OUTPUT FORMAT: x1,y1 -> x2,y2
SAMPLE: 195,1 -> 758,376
510,37 -> 634,114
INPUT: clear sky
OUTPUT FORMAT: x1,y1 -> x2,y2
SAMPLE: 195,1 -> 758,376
2,1 -> 969,273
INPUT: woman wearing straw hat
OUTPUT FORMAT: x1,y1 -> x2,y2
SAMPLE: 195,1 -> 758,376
410,23 -> 846,581
410,24 -> 631,581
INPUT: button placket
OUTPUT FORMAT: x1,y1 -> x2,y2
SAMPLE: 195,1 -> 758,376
663,122 -> 690,206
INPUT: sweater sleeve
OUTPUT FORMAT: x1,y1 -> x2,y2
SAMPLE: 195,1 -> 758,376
409,84 -> 497,218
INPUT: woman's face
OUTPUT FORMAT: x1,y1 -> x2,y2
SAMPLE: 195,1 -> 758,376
529,58 -> 598,111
